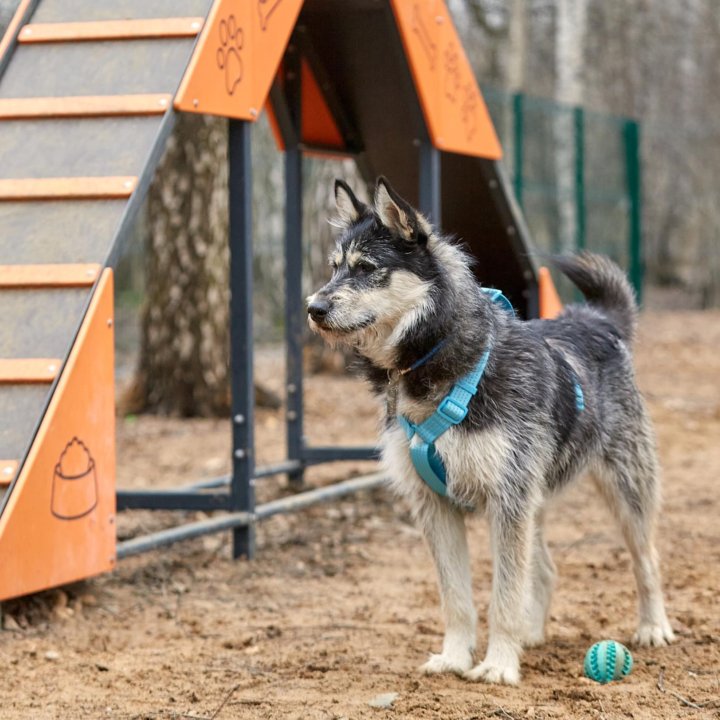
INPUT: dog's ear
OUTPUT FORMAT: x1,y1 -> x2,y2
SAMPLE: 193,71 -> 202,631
374,177 -> 428,245
334,179 -> 367,226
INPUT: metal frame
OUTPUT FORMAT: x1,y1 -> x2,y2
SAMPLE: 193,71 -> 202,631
114,79 -> 439,560
109,16 -> 498,560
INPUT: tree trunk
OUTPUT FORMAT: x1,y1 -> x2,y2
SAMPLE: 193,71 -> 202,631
129,113 -> 232,417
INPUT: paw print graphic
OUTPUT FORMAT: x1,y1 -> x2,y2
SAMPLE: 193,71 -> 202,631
216,15 -> 244,96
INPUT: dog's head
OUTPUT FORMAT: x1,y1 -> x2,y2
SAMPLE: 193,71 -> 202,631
307,178 -> 440,361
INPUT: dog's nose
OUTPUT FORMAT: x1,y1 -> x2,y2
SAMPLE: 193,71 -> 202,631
308,298 -> 331,321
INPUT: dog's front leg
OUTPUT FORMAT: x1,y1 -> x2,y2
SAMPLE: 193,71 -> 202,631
417,496 -> 476,676
465,498 -> 533,686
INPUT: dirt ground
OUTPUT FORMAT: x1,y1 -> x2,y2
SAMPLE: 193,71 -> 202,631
1,311 -> 719,720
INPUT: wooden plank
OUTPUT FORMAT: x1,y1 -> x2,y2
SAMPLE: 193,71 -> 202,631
0,177 -> 137,201
0,0 -> 33,60
0,359 -> 61,384
0,461 -> 18,486
0,94 -> 172,120
0,264 -> 101,289
18,18 -> 204,43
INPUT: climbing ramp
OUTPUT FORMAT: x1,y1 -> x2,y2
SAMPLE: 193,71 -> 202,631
0,0 -> 215,600
0,0 -> 544,602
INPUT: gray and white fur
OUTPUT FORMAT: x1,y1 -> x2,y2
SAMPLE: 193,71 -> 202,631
307,177 -> 674,685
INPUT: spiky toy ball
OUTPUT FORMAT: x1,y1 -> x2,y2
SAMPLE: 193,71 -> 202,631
583,640 -> 633,683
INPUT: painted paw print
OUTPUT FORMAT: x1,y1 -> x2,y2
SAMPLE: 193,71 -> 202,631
216,15 -> 244,96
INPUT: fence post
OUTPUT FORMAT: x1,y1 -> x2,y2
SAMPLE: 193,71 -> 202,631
624,120 -> 643,304
513,92 -> 524,207
574,106 -> 586,253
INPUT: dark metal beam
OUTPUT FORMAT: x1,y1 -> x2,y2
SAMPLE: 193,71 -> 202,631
283,40 -> 306,489
116,511 -> 253,559
302,446 -> 380,464
116,472 -> 386,559
228,119 -> 256,558
116,489 -> 231,512
255,472 -> 385,519
182,460 -> 305,492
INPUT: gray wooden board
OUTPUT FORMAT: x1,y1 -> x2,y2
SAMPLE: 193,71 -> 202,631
0,288 -> 90,358
0,40 -> 197,99
0,384 -> 50,460
0,116 -> 162,179
0,200 -> 126,264
32,0 -> 213,22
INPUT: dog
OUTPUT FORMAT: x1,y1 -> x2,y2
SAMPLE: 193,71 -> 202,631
307,177 -> 675,685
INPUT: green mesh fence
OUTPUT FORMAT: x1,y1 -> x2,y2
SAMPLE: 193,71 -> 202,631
482,87 -> 642,303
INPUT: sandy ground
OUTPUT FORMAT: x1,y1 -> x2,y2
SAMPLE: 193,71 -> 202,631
1,311 -> 719,720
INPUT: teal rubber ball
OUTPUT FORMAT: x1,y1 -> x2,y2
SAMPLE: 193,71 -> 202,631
584,640 -> 633,683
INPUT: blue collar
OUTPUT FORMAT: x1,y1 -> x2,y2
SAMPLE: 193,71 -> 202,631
399,338 -> 448,375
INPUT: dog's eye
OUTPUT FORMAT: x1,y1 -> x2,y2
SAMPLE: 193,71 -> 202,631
356,261 -> 376,273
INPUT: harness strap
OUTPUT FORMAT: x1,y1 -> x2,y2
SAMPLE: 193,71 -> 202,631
398,350 -> 490,497
395,287 -> 513,499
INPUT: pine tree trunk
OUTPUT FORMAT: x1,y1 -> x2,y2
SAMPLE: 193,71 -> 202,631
130,113 -> 231,417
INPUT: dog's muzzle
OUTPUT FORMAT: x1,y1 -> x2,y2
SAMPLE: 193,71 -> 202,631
307,297 -> 331,325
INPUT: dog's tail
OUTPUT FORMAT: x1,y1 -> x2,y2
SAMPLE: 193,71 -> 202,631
553,252 -> 637,344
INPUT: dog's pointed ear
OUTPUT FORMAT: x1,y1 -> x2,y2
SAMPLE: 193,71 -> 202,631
334,179 -> 367,226
374,177 -> 429,245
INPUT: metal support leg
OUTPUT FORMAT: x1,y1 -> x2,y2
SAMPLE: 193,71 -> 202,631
228,119 -> 256,559
284,144 -> 305,488
419,142 -> 441,226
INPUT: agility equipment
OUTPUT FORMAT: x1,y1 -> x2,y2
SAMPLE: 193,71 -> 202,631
0,0 -> 563,601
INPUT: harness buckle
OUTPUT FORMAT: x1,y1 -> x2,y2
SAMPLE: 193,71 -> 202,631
436,396 -> 468,425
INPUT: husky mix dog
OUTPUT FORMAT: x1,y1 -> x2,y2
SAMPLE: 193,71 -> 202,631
307,177 -> 674,685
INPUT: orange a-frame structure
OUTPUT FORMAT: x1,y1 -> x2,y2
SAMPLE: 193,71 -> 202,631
0,0 -> 561,602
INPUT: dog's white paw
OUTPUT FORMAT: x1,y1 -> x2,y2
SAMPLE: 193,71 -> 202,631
464,658 -> 520,686
633,621 -> 676,647
420,649 -> 473,676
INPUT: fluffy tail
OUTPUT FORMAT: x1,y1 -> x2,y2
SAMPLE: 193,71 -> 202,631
552,252 -> 638,344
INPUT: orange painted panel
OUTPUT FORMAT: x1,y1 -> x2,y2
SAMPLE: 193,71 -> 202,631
0,263 -> 100,288
300,59 -> 344,150
175,0 -> 304,120
0,358 -> 61,383
0,270 -> 116,602
18,18 -> 204,43
539,266 -> 563,319
0,461 -> 19,486
0,94 -> 172,120
389,0 -> 501,160
0,177 -> 137,201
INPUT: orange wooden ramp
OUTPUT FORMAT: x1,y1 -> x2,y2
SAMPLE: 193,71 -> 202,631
0,272 -> 116,601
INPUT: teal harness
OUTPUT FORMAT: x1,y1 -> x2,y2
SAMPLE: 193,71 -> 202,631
395,288 -> 584,500
397,349 -> 491,497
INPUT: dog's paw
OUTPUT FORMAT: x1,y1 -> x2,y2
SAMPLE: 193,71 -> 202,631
633,621 -> 676,647
420,649 -> 473,676
464,659 -> 520,686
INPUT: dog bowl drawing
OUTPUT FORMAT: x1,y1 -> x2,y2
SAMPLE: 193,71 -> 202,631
51,437 -> 98,521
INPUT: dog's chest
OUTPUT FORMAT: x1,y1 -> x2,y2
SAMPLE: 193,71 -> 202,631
384,389 -> 511,498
